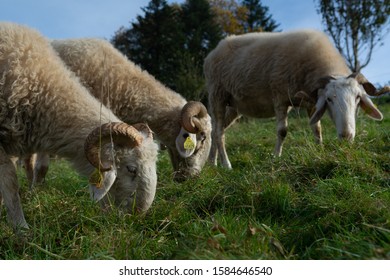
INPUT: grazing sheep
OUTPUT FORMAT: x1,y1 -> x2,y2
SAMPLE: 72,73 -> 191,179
45,38 -> 211,181
0,22 -> 158,230
204,29 -> 384,169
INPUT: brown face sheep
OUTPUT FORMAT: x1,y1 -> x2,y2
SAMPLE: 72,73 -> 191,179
204,29 -> 384,169
0,22 -> 158,230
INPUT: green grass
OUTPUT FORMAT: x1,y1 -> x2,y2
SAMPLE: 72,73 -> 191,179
1,103 -> 389,260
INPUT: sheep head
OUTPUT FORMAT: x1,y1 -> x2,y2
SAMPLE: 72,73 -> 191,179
172,101 -> 212,181
84,122 -> 158,213
308,73 -> 383,141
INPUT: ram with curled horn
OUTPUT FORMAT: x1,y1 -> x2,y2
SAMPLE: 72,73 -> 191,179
0,23 -> 159,230
174,101 -> 209,161
24,38 -> 212,185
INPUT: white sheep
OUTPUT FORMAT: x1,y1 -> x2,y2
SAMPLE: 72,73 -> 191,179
36,38 -> 211,182
0,22 -> 159,230
204,29 -> 384,169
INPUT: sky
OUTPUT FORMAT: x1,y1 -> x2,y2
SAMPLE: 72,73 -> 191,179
1,0 -> 389,85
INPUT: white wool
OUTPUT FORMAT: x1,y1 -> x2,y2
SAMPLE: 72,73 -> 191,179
204,29 -> 383,168
51,38 -> 212,179
0,22 -> 158,230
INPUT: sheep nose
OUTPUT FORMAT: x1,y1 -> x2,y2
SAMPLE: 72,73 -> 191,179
338,132 -> 354,141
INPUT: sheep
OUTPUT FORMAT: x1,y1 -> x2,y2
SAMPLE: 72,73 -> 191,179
0,22 -> 159,230
34,38 -> 211,182
204,29 -> 384,169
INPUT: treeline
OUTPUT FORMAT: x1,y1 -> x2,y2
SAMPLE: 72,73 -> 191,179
111,0 -> 279,102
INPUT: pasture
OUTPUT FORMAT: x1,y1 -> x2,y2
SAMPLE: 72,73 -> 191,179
0,101 -> 389,260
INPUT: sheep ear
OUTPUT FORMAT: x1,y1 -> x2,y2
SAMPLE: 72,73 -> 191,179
175,127 -> 197,158
294,90 -> 316,103
295,91 -> 311,101
316,76 -> 336,90
309,95 -> 327,125
361,82 -> 377,96
360,94 -> 383,120
350,73 -> 377,96
88,168 -> 117,201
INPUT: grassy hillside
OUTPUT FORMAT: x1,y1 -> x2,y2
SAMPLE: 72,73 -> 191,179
1,102 -> 389,260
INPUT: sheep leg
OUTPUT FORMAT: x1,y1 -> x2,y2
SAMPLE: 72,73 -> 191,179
23,154 -> 35,189
208,109 -> 218,165
274,106 -> 289,156
310,121 -> 322,144
167,147 -> 180,173
217,131 -> 232,168
24,153 -> 50,189
210,103 -> 233,168
307,108 -> 323,144
224,106 -> 241,129
209,106 -> 240,166
208,133 -> 218,166
0,147 -> 29,229
167,147 -> 195,181
33,153 -> 50,185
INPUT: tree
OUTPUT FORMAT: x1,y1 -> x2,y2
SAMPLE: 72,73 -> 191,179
241,0 -> 279,32
112,0 -> 184,89
209,0 -> 248,35
209,0 -> 279,35
316,0 -> 390,72
112,0 -> 222,101
177,0 -> 223,101
182,0 -> 222,61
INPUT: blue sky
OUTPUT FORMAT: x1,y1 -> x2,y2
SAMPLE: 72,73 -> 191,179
1,0 -> 389,85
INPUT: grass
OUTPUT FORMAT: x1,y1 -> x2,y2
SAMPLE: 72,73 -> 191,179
1,102 -> 389,260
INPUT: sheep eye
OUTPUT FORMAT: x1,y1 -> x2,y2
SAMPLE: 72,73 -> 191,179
126,166 -> 137,177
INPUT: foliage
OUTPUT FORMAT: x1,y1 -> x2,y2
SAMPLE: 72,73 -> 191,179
209,0 -> 249,35
1,103 -> 389,260
177,0 -> 223,101
241,0 -> 280,32
316,0 -> 390,72
182,0 -> 222,61
209,0 -> 279,35
174,52 -> 208,102
111,0 -> 221,100
112,0 -> 184,90
111,0 -> 278,101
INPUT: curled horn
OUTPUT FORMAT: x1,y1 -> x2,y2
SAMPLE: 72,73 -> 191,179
84,122 -> 144,171
132,123 -> 154,139
180,101 -> 208,133
348,72 -> 379,96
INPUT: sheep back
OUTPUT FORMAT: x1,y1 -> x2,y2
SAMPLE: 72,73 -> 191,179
51,38 -> 187,130
0,22 -> 117,157
204,29 -> 351,116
